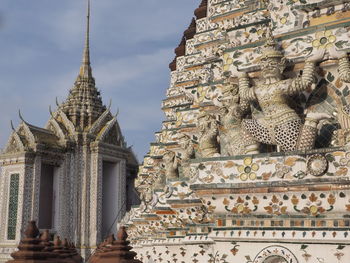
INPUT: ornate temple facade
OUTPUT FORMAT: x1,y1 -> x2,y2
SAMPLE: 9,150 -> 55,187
123,0 -> 350,262
0,2 -> 138,262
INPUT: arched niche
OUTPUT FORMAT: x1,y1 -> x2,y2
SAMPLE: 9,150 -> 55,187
254,245 -> 298,263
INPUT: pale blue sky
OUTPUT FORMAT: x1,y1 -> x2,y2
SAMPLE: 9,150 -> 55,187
0,1 -> 199,160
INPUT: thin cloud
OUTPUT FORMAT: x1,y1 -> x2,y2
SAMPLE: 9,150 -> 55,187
94,48 -> 172,88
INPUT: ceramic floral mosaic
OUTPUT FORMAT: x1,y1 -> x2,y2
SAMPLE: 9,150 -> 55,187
123,0 -> 350,262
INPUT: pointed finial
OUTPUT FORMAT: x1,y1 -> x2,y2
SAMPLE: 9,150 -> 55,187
114,108 -> 120,118
77,0 -> 93,81
261,23 -> 283,60
264,23 -> 275,47
24,221 -> 40,239
19,109 -> 26,123
85,0 -> 91,63
40,230 -> 50,242
108,99 -> 112,110
54,235 -> 62,247
49,105 -> 54,117
55,97 -> 60,107
10,120 -> 16,132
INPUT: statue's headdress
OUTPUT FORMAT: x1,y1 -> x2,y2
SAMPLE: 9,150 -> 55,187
260,26 -> 283,60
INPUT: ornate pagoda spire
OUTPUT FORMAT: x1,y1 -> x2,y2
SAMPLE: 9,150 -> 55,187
77,0 -> 93,82
59,0 -> 106,131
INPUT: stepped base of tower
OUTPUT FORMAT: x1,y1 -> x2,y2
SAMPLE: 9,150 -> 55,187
124,0 -> 350,261
124,147 -> 350,262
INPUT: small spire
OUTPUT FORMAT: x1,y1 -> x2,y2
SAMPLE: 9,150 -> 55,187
77,0 -> 93,81
24,221 -> 40,239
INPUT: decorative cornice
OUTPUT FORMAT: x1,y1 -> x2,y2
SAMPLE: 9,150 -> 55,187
89,106 -> 112,135
97,117 -> 118,142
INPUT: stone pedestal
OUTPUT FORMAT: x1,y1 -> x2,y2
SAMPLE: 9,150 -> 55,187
89,227 -> 141,263
7,221 -> 51,263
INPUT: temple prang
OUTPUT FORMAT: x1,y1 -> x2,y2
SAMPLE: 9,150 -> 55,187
122,0 -> 350,262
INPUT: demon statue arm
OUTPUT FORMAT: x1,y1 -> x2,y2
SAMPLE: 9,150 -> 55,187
238,73 -> 257,103
288,49 -> 325,94
339,55 -> 350,82
288,61 -> 316,94
328,47 -> 350,82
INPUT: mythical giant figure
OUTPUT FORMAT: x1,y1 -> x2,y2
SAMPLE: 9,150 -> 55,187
163,151 -> 179,180
177,134 -> 195,176
154,165 -> 166,189
138,180 -> 156,212
197,111 -> 220,157
219,77 -> 259,156
238,31 -> 328,152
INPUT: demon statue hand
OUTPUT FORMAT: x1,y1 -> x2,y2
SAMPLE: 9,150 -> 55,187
197,111 -> 220,158
163,151 -> 179,180
328,46 -> 350,83
328,47 -> 350,146
238,33 -> 328,152
219,77 -> 259,156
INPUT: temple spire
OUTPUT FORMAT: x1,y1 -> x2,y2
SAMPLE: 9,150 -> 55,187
77,0 -> 93,81
60,0 -> 105,129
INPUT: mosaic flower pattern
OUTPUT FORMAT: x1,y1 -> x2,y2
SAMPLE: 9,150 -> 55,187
312,30 -> 336,49
129,0 -> 350,259
306,154 -> 328,176
264,195 -> 288,215
274,163 -> 292,178
346,199 -> 350,212
339,152 -> 350,167
223,196 -> 259,214
292,193 -> 335,216
237,157 -> 259,181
